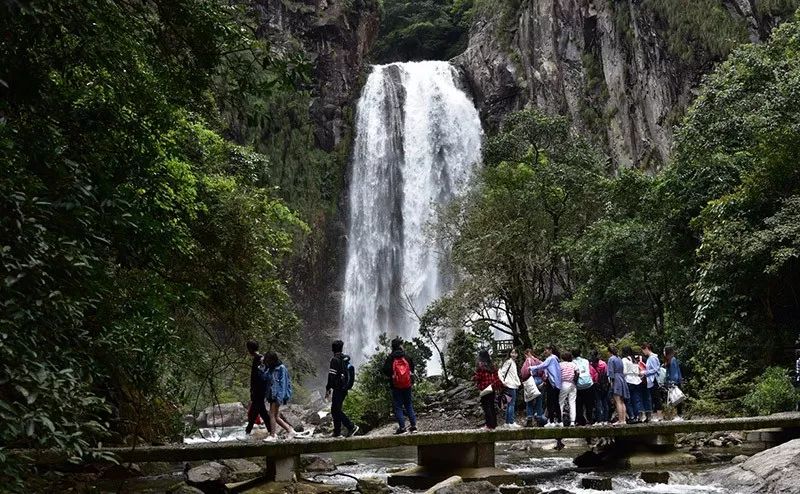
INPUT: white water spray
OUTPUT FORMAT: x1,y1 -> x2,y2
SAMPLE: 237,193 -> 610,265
341,61 -> 482,366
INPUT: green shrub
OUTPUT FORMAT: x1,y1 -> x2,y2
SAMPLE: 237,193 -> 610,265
743,367 -> 799,415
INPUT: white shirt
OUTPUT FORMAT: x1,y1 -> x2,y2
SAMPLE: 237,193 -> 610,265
623,357 -> 642,385
499,358 -> 521,389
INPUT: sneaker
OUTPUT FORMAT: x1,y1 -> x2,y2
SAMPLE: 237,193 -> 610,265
507,423 -> 522,429
408,425 -> 418,434
544,422 -> 557,428
263,435 -> 279,442
345,425 -> 360,437
330,433 -> 343,438
394,427 -> 407,435
672,416 -> 684,422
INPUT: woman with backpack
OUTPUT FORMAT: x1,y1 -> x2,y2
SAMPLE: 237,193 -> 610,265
264,351 -> 296,441
382,337 -> 417,435
498,348 -> 521,428
589,350 -> 610,423
473,350 -> 501,430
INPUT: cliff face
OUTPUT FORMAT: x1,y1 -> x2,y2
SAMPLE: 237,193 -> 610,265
255,0 -> 379,152
454,0 -> 792,169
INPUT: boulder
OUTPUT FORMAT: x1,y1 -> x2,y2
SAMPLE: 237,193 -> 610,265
707,439 -> 724,448
518,488 -> 543,494
338,459 -> 359,466
707,438 -> 800,493
280,404 -> 307,427
305,408 -> 333,426
499,486 -> 522,494
300,455 -> 336,472
424,476 -> 463,494
202,403 -> 247,428
220,458 -> 262,482
433,480 -> 500,494
640,471 -> 670,484
186,461 -> 231,494
731,455 -> 749,464
357,477 -> 392,494
581,476 -> 612,490
544,490 -> 575,494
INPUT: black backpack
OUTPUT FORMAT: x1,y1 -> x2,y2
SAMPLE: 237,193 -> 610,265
337,354 -> 356,391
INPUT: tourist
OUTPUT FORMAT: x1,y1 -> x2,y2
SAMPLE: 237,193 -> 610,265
382,337 -> 418,434
245,340 -> 273,435
499,348 -> 522,427
795,349 -> 800,411
664,346 -> 685,420
607,345 -> 628,426
589,350 -> 609,424
558,351 -> 580,427
641,343 -> 662,422
573,349 -> 595,426
622,346 -> 643,423
326,339 -> 359,438
264,351 -> 296,441
474,350 -> 501,430
529,345 -> 562,427
521,348 -> 546,427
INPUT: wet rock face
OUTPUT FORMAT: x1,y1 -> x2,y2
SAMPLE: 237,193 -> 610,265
708,438 -> 800,493
197,402 -> 247,428
253,0 -> 379,152
186,461 -> 231,494
453,0 -> 781,170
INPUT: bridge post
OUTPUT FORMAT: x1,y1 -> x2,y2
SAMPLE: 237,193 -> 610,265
388,441 -> 519,490
264,455 -> 299,482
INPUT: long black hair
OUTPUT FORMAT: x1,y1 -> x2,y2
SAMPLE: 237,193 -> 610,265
264,351 -> 282,368
478,350 -> 495,371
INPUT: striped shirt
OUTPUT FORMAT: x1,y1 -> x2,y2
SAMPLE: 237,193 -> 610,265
560,361 -> 578,384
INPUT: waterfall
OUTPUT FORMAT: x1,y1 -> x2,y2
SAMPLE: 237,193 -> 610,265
341,61 -> 482,367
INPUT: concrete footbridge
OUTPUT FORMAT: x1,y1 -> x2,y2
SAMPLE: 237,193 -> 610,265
92,413 -> 800,488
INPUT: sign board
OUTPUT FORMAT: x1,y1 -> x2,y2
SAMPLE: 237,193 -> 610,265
493,338 -> 515,355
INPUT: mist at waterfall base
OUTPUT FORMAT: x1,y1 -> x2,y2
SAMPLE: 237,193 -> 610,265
340,61 -> 482,369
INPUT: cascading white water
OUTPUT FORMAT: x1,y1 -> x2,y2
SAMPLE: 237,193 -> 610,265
341,61 -> 482,366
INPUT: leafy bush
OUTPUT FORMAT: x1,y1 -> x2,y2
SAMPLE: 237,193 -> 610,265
743,367 -> 799,415
344,335 -> 433,430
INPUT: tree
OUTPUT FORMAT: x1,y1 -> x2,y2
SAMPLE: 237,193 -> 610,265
431,110 -> 607,350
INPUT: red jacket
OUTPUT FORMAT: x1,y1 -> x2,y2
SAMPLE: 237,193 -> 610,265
473,365 -> 501,391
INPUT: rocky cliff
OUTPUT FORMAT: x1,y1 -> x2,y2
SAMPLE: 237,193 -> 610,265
454,0 -> 797,169
254,0 -> 379,151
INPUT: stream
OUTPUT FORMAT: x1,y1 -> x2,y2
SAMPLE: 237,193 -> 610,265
178,425 -> 739,493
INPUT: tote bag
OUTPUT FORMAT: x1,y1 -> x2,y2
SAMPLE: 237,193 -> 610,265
668,385 -> 686,405
523,376 -> 542,402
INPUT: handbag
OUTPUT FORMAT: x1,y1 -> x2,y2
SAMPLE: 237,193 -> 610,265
479,384 -> 494,397
523,376 -> 541,402
668,385 -> 686,405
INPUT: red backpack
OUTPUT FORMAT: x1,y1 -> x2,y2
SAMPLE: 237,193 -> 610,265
392,357 -> 412,389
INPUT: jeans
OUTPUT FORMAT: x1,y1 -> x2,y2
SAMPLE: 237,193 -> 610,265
545,381 -> 562,424
641,382 -> 654,413
481,392 -> 498,429
331,389 -> 354,436
594,387 -> 610,422
626,382 -> 643,419
391,387 -> 416,429
246,395 -> 272,434
559,382 -> 577,425
526,394 -> 545,419
505,388 -> 518,424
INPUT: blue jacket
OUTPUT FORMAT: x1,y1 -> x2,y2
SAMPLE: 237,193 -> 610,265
268,364 -> 292,404
644,354 -> 660,388
530,354 -> 562,389
666,356 -> 683,385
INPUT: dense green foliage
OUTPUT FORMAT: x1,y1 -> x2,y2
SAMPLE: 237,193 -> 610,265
743,367 -> 800,415
428,13 -> 800,412
0,0 -> 311,487
372,0 -> 474,62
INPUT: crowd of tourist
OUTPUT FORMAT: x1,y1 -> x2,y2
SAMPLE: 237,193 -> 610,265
244,337 -> 692,442
474,344 -> 686,431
